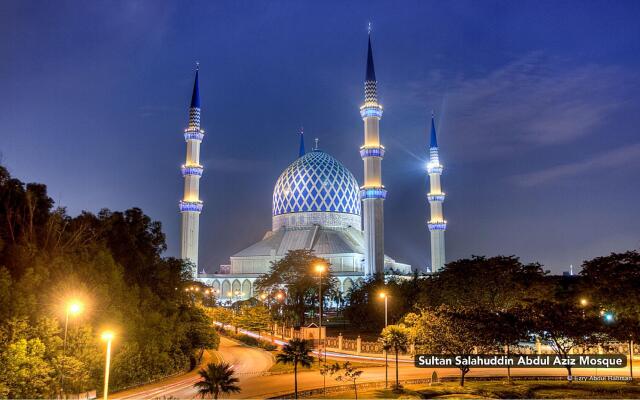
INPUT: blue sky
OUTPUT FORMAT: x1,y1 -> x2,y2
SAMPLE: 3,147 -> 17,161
1,0 -> 639,273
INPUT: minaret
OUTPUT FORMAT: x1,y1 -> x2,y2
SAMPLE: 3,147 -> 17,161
359,29 -> 386,276
426,113 -> 446,272
179,65 -> 205,276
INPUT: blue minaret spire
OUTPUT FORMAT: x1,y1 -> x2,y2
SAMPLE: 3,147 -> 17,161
298,127 -> 306,157
359,23 -> 386,276
364,25 -> 378,103
190,63 -> 201,109
180,63 -> 205,276
430,111 -> 438,149
426,111 -> 446,273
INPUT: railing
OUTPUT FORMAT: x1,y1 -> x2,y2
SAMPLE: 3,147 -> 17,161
342,338 -> 357,352
361,340 -> 383,354
325,337 -> 339,348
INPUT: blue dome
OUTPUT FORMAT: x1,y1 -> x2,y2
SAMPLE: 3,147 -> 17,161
273,150 -> 361,217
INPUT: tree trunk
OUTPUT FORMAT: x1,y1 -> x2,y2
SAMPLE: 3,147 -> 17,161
566,365 -> 572,383
506,345 -> 512,383
460,368 -> 468,386
354,381 -> 358,399
294,362 -> 298,399
395,349 -> 399,390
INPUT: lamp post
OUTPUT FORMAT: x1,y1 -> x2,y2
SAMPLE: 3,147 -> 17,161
276,292 -> 285,339
379,292 -> 388,388
315,263 -> 326,364
62,301 -> 83,394
101,331 -> 114,400
580,298 -> 588,319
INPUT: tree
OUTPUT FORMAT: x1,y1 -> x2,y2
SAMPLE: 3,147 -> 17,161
275,339 -> 314,399
380,325 -> 410,390
490,310 -> 529,383
344,274 -> 426,331
193,362 -> 241,399
580,251 -> 640,346
420,256 -> 549,311
333,361 -> 364,399
0,338 -> 53,399
234,305 -> 273,337
255,250 -> 336,326
405,307 -> 497,386
526,300 -> 600,381
210,307 -> 234,329
0,166 -> 220,393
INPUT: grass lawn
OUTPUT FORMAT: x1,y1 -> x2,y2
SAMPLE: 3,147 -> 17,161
312,380 -> 640,399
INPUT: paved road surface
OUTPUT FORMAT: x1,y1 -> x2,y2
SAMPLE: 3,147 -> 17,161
113,337 -> 274,399
114,339 -> 633,399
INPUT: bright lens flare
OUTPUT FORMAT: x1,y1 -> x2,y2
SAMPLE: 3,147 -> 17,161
315,264 -> 326,273
379,292 -> 387,299
68,301 -> 83,315
101,331 -> 114,341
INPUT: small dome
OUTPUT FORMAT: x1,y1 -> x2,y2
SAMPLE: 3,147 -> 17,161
272,150 -> 361,229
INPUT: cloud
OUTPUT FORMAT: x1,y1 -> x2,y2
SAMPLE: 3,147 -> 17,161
400,53 -> 638,159
513,143 -> 640,186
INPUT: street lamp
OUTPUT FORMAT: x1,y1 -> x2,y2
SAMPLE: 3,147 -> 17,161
379,292 -> 389,388
580,298 -> 588,307
101,331 -> 115,400
315,263 -> 326,364
276,292 -> 285,339
61,300 -> 83,394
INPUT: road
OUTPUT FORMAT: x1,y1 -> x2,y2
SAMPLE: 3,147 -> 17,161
112,337 -> 274,399
114,339 -> 634,399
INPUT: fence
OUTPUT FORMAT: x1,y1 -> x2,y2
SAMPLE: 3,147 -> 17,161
249,324 -> 640,358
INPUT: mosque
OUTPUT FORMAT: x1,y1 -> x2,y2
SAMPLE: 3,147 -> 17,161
177,33 -> 447,300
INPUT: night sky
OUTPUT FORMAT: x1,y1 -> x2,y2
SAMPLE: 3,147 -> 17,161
2,0 -> 639,274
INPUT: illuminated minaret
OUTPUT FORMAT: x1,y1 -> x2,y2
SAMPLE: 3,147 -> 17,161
359,29 -> 386,276
179,65 -> 205,275
426,113 -> 446,272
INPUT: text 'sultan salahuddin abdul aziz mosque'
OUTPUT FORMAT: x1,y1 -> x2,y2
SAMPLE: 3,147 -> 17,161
177,33 -> 448,300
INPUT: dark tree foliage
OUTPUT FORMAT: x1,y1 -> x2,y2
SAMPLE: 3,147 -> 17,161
0,166 -> 218,397
525,299 -> 601,380
255,250 -> 337,327
344,257 -> 547,330
580,251 -> 640,343
407,306 -> 499,386
344,273 -> 424,331
421,255 -> 549,310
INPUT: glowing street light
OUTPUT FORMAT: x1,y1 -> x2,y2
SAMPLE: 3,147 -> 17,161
101,331 -> 115,400
379,292 -> 389,388
314,263 -> 327,364
580,298 -> 588,307
62,300 -> 83,394
603,312 -> 615,323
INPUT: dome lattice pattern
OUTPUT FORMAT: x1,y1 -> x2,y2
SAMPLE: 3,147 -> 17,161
273,150 -> 361,217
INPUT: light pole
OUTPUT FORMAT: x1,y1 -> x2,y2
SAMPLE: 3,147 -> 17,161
580,298 -> 588,319
62,300 -> 83,394
276,292 -> 285,339
101,331 -> 114,400
315,263 -> 326,364
379,292 -> 388,388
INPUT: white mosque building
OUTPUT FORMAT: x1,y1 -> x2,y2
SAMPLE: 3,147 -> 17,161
178,33 -> 446,300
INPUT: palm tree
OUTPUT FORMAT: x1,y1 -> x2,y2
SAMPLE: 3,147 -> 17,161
276,338 -> 315,399
193,362 -> 241,399
381,325 -> 409,391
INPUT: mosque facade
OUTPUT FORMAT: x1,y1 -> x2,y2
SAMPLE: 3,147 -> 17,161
179,33 -> 446,300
